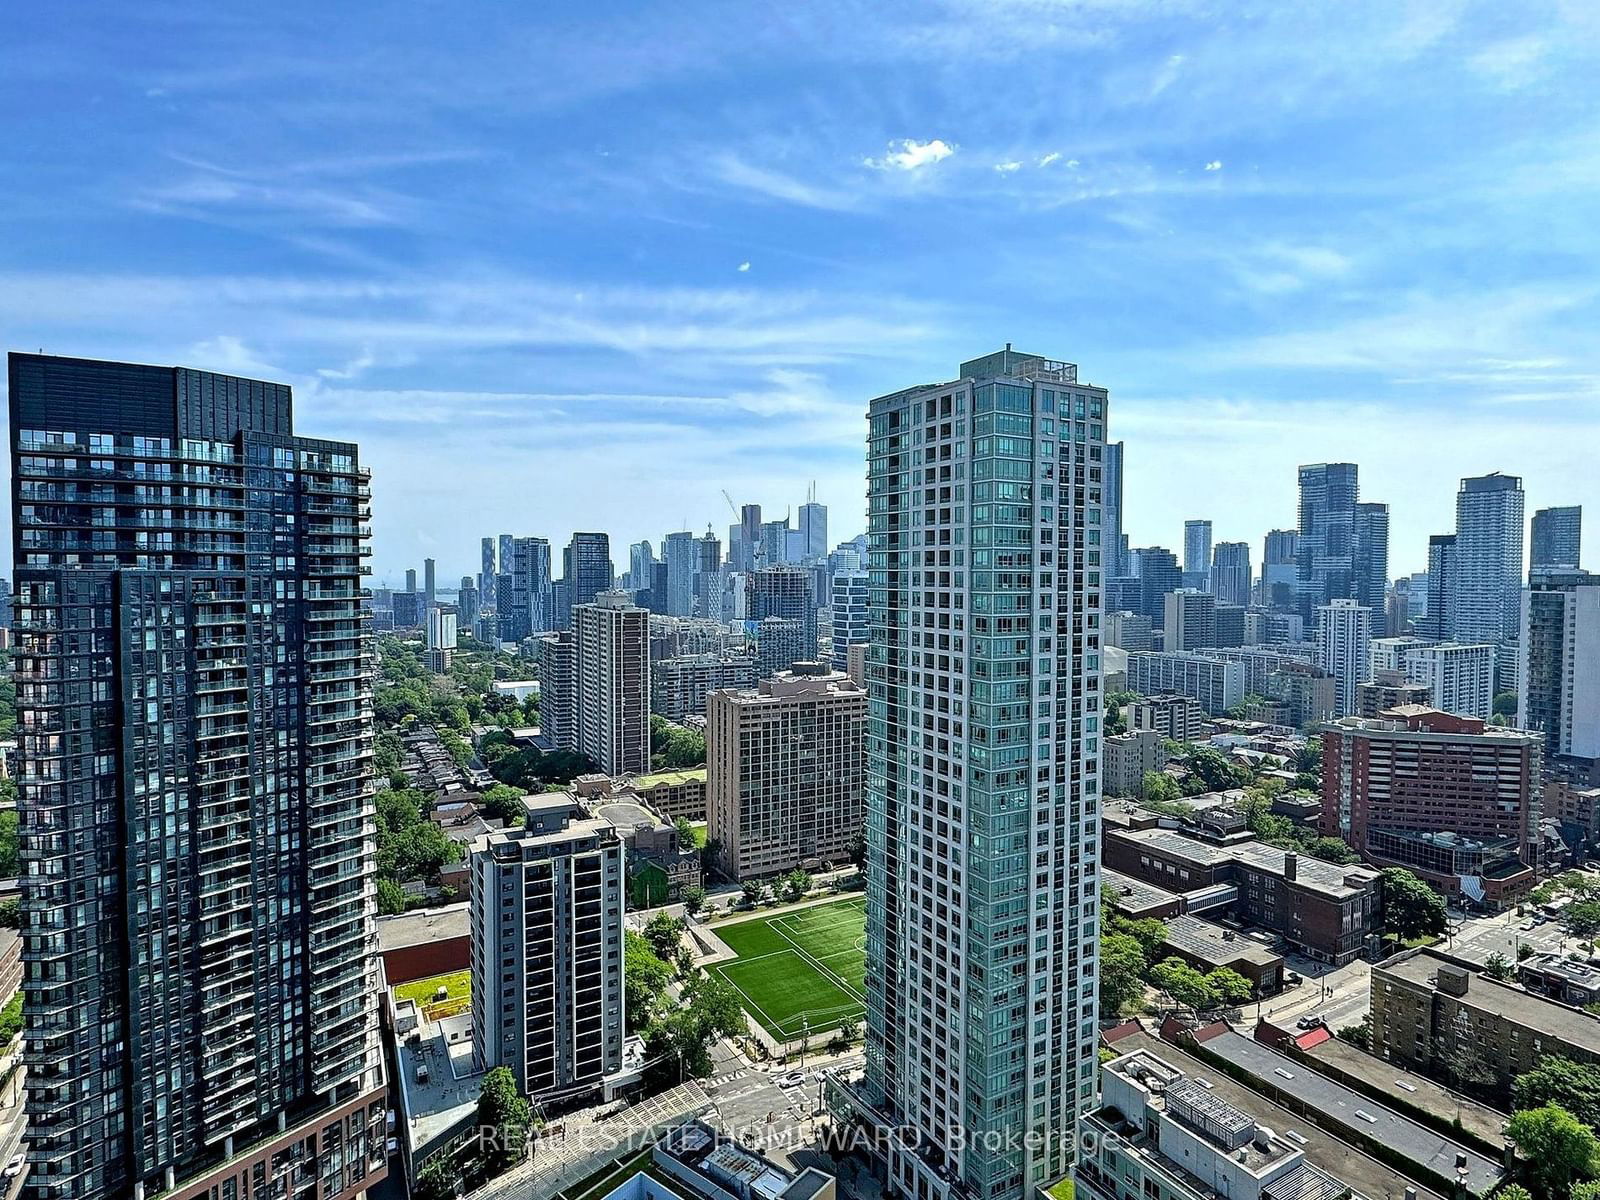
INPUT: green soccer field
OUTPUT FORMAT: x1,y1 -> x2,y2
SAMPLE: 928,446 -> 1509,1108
708,897 -> 867,1041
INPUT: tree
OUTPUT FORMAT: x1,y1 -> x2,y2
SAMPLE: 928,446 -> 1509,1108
642,974 -> 748,1086
1567,901 -> 1600,940
0,898 -> 18,929
1485,952 -> 1515,981
682,885 -> 707,918
1519,942 -> 1536,961
1515,1058 -> 1600,1131
1099,933 -> 1148,1017
650,715 -> 707,769
844,832 -> 867,869
0,807 -> 21,878
1572,1181 -> 1600,1200
643,912 -> 686,962
1176,746 -> 1253,794
1380,867 -> 1447,940
624,930 -> 674,1033
1150,957 -> 1217,1011
476,1067 -> 532,1173
479,782 -> 527,824
1506,1104 -> 1600,1200
674,817 -> 698,848
782,869 -> 812,902
377,877 -> 409,916
1305,836 -> 1361,865
1142,771 -> 1183,805
1494,691 -> 1519,718
1206,967 -> 1254,1006
414,1155 -> 460,1200
1493,1187 -> 1532,1200
741,880 -> 765,908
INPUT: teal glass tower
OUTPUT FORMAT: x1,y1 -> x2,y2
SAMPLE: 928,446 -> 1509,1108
863,349 -> 1106,1200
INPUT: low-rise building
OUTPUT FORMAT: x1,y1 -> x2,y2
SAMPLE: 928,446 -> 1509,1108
1130,694 -> 1206,742
1103,869 -> 1186,920
595,797 -> 704,907
1159,915 -> 1284,993
1370,948 -> 1600,1095
630,767 -> 709,824
655,1121 -> 836,1200
1104,727 -> 1164,797
1519,951 -> 1600,1009
1103,826 -> 1379,964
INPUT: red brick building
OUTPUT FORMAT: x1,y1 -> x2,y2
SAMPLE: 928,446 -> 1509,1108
1320,706 -> 1543,905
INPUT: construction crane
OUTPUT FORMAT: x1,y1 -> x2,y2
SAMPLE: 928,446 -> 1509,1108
721,489 -> 739,519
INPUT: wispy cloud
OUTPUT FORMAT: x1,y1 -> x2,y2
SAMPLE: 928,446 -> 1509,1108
709,154 -> 860,211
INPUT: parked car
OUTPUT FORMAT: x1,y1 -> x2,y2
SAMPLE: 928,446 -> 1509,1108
1296,1015 -> 1321,1030
1286,971 -> 1304,985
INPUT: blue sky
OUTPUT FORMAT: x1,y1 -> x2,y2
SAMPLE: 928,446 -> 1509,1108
4,2 -> 1598,584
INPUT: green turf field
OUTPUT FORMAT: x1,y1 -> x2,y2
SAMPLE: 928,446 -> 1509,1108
709,897 -> 866,1040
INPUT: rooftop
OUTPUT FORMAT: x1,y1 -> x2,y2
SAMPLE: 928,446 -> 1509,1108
632,767 -> 708,789
395,1003 -> 482,1159
1108,1029 -> 1451,1200
1103,869 -> 1183,917
1377,949 -> 1600,1055
1193,1028 -> 1503,1196
1163,915 -> 1283,970
377,901 -> 469,953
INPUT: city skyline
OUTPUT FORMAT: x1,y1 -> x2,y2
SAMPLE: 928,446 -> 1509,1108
5,7 -> 1600,581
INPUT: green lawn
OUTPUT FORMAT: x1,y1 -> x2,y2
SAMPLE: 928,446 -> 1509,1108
395,970 -> 472,1020
709,897 -> 866,1040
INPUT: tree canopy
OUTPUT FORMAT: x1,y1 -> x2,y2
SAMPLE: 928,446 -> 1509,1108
1379,867 -> 1447,940
650,715 -> 707,769
1515,1058 -> 1600,1132
1506,1104 -> 1600,1200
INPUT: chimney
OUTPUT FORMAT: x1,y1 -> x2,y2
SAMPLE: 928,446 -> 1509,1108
1284,852 -> 1298,881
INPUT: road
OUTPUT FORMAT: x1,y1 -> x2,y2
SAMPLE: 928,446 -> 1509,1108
1443,905 -> 1571,965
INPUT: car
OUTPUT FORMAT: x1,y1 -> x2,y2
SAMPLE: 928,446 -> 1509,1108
775,1071 -> 807,1089
1286,971 -> 1303,985
1296,1015 -> 1321,1030
3,1156 -> 23,1179
1521,920 -> 1537,932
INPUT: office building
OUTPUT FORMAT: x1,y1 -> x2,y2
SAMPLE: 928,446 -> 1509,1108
651,652 -> 758,722
498,535 -> 552,642
1105,610 -> 1154,652
480,535 -> 497,604
392,589 -> 424,628
1127,651 -> 1244,714
426,604 -> 458,673
1128,694 -> 1206,741
830,569 -> 869,671
564,532 -> 614,611
457,576 -> 480,629
1210,541 -> 1251,607
1260,529 -> 1298,610
1532,505 -> 1582,572
572,591 -> 650,775
1183,519 -> 1213,591
861,348 -> 1103,1200
693,530 -> 722,620
1519,571 -> 1600,767
1351,501 -> 1389,612
1134,546 -> 1182,624
758,517 -> 791,567
1103,440 -> 1125,577
662,530 -> 695,617
469,794 -> 623,1104
9,353 -> 386,1200
1104,728 -> 1163,797
1315,598 -> 1372,717
537,630 -> 577,751
405,567 -> 417,594
423,555 -> 436,609
1322,708 -> 1543,902
1447,473 -> 1525,645
1295,462 -> 1358,619
798,500 -> 828,562
746,566 -> 817,658
1163,588 -> 1216,652
706,664 -> 866,879
1371,948 -> 1600,1094
627,540 -> 655,590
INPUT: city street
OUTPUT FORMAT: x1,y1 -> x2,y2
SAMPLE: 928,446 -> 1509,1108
1445,905 -> 1574,965
1258,953 -> 1372,1033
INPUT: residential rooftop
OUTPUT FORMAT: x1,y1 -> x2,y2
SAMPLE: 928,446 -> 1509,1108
1106,1029 -> 1451,1200
631,767 -> 709,788
1377,948 -> 1600,1056
377,901 -> 469,954
1191,1028 -> 1503,1196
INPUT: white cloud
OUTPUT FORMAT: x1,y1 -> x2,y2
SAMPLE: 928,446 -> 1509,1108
737,261 -> 751,272
994,160 -> 1022,173
1469,35 -> 1547,89
865,138 -> 956,171
1204,160 -> 1223,171
1037,152 -> 1061,167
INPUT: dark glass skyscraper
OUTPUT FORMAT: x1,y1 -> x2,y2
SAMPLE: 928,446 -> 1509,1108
1295,461 -> 1358,619
563,531 -> 614,610
9,354 -> 386,1200
1531,505 -> 1582,572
